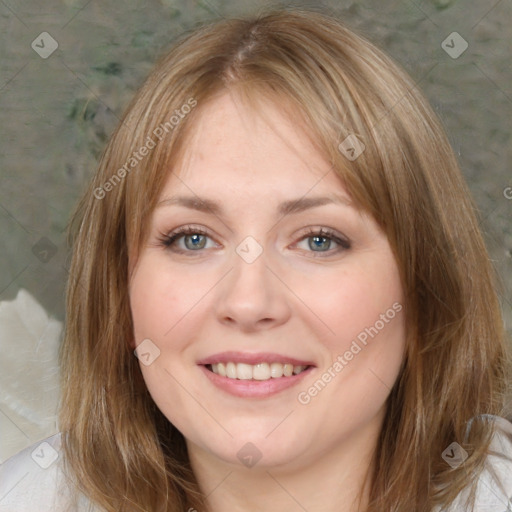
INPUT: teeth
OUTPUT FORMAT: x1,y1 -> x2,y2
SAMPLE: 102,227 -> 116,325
226,362 -> 237,379
217,362 -> 226,377
270,362 -> 283,378
237,363 -> 253,380
284,363 -> 294,377
253,363 -> 270,381
210,362 -> 308,380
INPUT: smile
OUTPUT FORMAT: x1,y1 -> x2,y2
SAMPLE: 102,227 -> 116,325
197,351 -> 316,398
207,362 -> 309,380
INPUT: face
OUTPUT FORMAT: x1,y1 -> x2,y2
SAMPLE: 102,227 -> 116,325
129,91 -> 406,472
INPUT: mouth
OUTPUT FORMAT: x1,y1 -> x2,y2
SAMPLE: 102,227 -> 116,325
197,352 -> 315,398
204,362 -> 311,380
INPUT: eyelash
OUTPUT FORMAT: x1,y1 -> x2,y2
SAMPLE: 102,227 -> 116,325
158,225 -> 351,258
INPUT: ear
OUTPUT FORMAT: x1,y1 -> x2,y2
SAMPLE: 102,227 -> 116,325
125,276 -> 137,351
127,333 -> 137,350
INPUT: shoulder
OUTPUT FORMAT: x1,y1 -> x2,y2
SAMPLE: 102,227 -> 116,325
445,415 -> 512,512
0,433 -> 95,512
480,416 -> 512,509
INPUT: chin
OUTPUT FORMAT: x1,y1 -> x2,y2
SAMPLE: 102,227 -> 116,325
196,429 -> 310,470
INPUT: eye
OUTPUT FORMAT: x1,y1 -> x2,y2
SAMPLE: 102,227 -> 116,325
295,227 -> 351,257
159,225 -> 217,254
158,225 -> 351,257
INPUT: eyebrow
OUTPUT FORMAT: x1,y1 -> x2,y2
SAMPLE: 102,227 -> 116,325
155,194 -> 353,217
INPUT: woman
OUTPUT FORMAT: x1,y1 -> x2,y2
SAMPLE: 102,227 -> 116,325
1,8 -> 511,512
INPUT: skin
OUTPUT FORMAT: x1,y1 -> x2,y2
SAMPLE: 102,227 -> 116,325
129,90 -> 406,512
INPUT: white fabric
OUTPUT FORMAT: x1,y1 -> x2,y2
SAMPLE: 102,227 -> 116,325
0,289 -> 62,463
1,416 -> 512,511
0,432 -> 85,511
438,415 -> 512,512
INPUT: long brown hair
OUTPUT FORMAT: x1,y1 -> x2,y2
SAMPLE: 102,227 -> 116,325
59,7 -> 511,511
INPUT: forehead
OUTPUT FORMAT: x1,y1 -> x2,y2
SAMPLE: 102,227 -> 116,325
159,91 -> 350,203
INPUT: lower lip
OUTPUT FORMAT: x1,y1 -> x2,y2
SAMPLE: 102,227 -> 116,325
199,365 -> 314,398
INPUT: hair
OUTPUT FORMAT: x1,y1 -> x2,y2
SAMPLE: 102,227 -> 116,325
59,7 -> 511,512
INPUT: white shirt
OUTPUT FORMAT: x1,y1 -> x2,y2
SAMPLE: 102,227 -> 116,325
1,416 -> 512,511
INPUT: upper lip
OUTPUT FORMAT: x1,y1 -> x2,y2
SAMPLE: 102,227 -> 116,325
197,351 -> 316,367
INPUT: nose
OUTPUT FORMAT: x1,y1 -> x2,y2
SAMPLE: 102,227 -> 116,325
214,242 -> 292,332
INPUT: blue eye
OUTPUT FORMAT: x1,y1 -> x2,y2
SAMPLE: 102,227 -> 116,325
296,227 -> 351,256
161,226 -> 213,252
159,225 -> 351,257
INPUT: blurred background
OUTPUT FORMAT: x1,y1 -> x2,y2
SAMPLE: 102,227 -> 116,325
0,0 -> 511,462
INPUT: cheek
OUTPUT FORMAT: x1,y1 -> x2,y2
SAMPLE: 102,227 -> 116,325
129,260 -> 197,424
129,257 -> 191,342
299,257 -> 403,358
129,264 -> 175,351
296,275 -> 405,431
